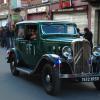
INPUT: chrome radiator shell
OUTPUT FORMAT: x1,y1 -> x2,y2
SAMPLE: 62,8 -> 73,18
72,38 -> 92,74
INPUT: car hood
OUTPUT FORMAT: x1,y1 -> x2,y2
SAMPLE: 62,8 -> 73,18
44,37 -> 79,43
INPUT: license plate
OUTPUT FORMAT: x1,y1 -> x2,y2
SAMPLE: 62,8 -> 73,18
82,77 -> 99,82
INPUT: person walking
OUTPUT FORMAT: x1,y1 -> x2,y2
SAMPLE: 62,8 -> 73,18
84,27 -> 93,51
5,26 -> 11,49
0,27 -> 7,47
0,27 -> 2,47
10,25 -> 15,48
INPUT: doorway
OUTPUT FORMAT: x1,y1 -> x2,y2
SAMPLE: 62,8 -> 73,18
97,11 -> 100,45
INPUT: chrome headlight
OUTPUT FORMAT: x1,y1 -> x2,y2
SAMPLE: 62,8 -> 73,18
62,46 -> 72,58
93,46 -> 100,56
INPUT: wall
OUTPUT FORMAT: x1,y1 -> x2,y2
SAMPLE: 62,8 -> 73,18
0,0 -> 4,4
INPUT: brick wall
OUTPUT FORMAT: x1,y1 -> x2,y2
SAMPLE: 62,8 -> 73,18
30,0 -> 42,5
21,0 -> 42,6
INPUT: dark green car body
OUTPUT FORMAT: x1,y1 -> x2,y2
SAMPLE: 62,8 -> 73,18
7,20 -> 100,95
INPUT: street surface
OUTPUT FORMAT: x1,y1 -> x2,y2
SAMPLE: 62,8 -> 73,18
0,47 -> 100,100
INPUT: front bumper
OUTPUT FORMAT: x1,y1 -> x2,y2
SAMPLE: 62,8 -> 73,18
59,73 -> 100,82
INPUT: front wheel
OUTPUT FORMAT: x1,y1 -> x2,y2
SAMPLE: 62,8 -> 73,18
94,81 -> 100,90
10,60 -> 19,76
42,64 -> 61,95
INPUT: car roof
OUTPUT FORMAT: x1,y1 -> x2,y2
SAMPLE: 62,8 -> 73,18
16,20 -> 76,25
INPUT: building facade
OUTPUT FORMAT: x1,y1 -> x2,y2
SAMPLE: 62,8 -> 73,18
0,0 -> 99,45
26,0 -> 90,33
26,0 -> 99,46
0,0 -> 8,27
85,0 -> 100,45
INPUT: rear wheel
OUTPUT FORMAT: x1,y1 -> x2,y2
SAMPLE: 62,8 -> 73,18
42,64 -> 61,95
94,81 -> 100,90
10,60 -> 19,76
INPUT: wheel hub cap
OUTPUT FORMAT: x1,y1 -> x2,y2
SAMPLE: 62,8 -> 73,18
46,74 -> 51,83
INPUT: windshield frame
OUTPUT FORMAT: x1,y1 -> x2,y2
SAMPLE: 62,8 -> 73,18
41,23 -> 77,36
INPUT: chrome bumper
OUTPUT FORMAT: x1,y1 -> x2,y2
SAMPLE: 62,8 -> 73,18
59,73 -> 100,82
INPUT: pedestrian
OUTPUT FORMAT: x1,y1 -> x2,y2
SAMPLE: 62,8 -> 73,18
5,26 -> 11,49
84,27 -> 93,51
0,27 -> 7,47
10,25 -> 15,47
77,28 -> 83,37
0,27 -> 2,47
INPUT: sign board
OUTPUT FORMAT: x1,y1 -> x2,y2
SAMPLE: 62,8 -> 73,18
27,6 -> 47,14
42,0 -> 49,3
12,14 -> 21,22
59,0 -> 72,9
27,8 -> 37,14
37,6 -> 47,12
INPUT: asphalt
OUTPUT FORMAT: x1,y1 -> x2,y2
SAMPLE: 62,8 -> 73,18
0,47 -> 100,100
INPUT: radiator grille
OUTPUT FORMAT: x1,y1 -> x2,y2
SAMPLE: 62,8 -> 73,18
72,39 -> 91,74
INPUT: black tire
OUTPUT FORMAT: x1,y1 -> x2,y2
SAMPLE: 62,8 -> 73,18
42,64 -> 61,95
10,60 -> 19,76
94,81 -> 100,90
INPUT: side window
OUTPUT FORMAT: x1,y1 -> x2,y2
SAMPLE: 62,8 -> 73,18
24,24 -> 38,40
67,25 -> 75,34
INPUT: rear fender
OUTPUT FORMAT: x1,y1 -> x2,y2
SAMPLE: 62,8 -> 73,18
6,48 -> 21,63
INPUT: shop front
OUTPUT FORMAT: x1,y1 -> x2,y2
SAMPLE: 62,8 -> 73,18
97,11 -> 100,45
84,0 -> 100,45
51,0 -> 89,32
53,6 -> 88,32
0,10 -> 8,27
83,0 -> 100,45
27,6 -> 49,20
27,0 -> 90,32
0,15 -> 8,27
0,3 -> 8,27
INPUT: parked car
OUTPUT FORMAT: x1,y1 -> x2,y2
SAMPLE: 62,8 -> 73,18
7,20 -> 100,95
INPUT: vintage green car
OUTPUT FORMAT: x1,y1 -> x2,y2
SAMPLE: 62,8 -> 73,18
7,20 -> 100,95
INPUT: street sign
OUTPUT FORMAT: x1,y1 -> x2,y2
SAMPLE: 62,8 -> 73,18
59,0 -> 72,9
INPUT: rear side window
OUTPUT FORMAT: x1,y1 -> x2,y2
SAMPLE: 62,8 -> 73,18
24,24 -> 38,40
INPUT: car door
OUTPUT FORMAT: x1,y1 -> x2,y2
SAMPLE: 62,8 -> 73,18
23,24 -> 40,68
15,23 -> 28,63
26,39 -> 39,66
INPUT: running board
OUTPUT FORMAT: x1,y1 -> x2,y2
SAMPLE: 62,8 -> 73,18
16,67 -> 33,74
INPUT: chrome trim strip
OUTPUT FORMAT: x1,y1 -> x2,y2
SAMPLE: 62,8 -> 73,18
16,67 -> 33,74
59,73 -> 100,79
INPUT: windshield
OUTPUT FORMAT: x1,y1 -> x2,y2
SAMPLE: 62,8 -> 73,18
41,24 -> 77,35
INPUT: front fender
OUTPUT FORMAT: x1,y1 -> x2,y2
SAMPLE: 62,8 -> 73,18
92,46 -> 100,63
42,54 -> 62,66
92,54 -> 100,63
92,54 -> 100,72
33,54 -> 62,74
34,54 -> 73,75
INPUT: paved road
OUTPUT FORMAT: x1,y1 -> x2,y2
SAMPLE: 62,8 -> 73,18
0,47 -> 100,100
